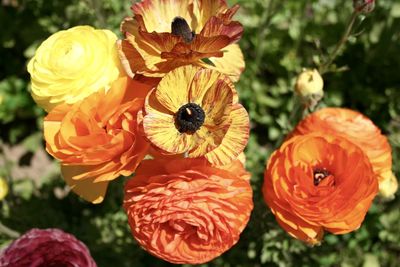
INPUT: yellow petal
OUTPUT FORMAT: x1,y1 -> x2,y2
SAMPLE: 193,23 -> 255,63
188,68 -> 224,105
144,88 -> 191,154
205,104 -> 249,165
155,66 -> 198,112
201,77 -> 234,126
192,0 -> 228,32
188,123 -> 230,158
0,177 -> 9,201
61,165 -> 109,204
121,18 -> 164,75
200,44 -> 245,83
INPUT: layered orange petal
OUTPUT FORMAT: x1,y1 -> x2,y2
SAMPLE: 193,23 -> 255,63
44,77 -> 151,203
217,156 -> 251,181
61,165 -> 109,204
124,158 -> 253,264
263,133 -> 378,244
291,107 -> 393,197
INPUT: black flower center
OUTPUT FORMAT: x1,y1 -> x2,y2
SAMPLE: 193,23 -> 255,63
171,16 -> 195,43
313,168 -> 330,186
175,103 -> 205,134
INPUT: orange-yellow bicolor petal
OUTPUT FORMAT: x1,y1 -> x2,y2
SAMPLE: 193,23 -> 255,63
188,68 -> 222,105
119,0 -> 245,79
143,95 -> 196,154
204,104 -> 249,165
155,66 -> 198,112
132,0 -> 193,33
192,0 -> 228,31
61,165 -> 109,204
44,77 -> 151,203
201,78 -> 234,125
142,65 -> 248,165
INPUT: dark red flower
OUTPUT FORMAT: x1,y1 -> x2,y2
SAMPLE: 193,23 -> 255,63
0,228 -> 97,267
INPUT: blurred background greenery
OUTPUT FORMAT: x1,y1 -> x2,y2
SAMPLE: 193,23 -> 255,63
1,0 -> 399,266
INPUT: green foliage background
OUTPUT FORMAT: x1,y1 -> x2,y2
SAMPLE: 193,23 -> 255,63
1,0 -> 399,266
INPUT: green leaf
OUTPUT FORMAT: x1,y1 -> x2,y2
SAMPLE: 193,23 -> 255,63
201,57 -> 216,66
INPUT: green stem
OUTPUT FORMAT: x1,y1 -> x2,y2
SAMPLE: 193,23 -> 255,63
254,0 -> 277,71
319,11 -> 358,74
275,96 -> 305,148
0,221 -> 20,239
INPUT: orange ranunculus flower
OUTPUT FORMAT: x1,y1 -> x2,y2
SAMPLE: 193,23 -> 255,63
119,0 -> 245,81
291,107 -> 395,198
263,133 -> 378,244
142,65 -> 249,166
44,77 -> 151,203
124,158 -> 253,264
217,152 -> 250,181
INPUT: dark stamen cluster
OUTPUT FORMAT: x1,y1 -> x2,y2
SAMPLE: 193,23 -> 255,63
171,16 -> 195,43
175,103 -> 205,134
313,168 -> 330,186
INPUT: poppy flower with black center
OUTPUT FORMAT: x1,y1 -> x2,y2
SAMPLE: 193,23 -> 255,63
263,133 -> 378,244
142,65 -> 249,166
119,0 -> 245,81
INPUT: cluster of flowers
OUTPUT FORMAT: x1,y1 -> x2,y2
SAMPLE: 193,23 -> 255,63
263,75 -> 398,244
1,0 -> 395,265
24,0 -> 252,264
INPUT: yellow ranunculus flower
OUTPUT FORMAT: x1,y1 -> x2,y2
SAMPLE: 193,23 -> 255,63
0,177 -> 8,201
27,26 -> 122,111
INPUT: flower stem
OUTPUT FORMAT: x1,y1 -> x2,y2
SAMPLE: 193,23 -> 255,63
0,221 -> 20,239
254,0 -> 278,70
275,95 -> 305,148
319,11 -> 358,74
